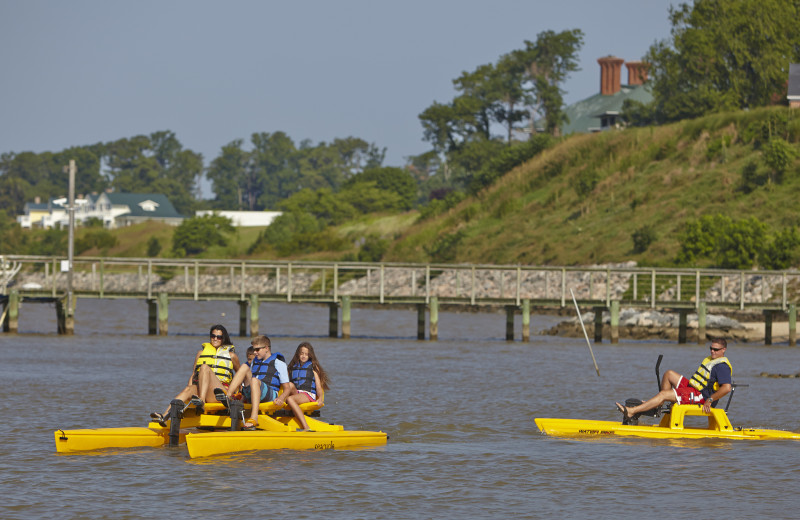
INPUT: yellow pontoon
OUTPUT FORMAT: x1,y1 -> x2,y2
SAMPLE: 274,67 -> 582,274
55,392 -> 387,455
536,404 -> 800,440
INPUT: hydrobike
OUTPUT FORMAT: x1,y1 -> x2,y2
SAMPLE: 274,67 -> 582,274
55,390 -> 387,458
535,355 -> 800,441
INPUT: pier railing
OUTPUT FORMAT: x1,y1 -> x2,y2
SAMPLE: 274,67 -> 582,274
2,255 -> 799,343
2,254 -> 798,310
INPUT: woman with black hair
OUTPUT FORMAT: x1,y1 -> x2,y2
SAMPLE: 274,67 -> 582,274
149,324 -> 241,426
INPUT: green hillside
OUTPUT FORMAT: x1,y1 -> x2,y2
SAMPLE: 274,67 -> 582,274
384,107 -> 800,267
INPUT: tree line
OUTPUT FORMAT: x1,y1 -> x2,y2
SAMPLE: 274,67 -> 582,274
3,0 -> 800,264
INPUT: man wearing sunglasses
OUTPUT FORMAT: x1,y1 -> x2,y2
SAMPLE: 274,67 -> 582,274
615,338 -> 732,422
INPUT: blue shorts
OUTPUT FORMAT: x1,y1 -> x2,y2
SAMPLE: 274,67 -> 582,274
242,380 -> 276,403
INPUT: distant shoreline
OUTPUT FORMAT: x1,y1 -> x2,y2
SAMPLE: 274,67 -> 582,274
543,320 -> 791,344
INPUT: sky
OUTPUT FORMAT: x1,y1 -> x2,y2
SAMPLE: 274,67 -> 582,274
1,1 -> 675,197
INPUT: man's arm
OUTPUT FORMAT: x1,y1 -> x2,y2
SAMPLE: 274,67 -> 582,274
703,383 -> 732,413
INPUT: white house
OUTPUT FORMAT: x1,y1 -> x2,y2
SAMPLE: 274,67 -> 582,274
17,192 -> 184,229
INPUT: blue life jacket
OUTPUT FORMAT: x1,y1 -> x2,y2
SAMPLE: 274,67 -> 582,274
250,352 -> 285,393
290,360 -> 316,393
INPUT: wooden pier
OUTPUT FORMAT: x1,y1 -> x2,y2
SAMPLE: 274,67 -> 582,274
1,255 -> 798,344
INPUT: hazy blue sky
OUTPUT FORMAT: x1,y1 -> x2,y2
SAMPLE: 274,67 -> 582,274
1,1 -> 674,194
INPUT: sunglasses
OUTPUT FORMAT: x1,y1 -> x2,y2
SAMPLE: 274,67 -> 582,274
252,346 -> 265,351
210,334 -> 224,340
709,346 -> 725,351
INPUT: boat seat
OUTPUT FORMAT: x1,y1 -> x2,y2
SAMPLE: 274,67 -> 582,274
202,387 -> 325,416
658,404 -> 734,432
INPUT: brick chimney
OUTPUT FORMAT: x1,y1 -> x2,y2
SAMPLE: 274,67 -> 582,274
625,61 -> 649,86
597,56 -> 624,95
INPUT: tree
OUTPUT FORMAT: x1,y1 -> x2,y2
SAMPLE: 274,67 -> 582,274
206,139 -> 249,210
343,166 -> 417,210
0,147 -> 105,215
171,214 -> 234,256
278,188 -> 357,226
644,0 -> 800,123
250,131 -> 297,210
520,29 -> 584,136
104,132 -> 201,215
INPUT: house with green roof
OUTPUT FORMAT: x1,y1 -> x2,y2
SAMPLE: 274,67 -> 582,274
95,192 -> 184,228
548,56 -> 653,135
17,192 -> 184,229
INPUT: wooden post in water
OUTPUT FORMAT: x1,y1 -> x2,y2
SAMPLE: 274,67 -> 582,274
593,306 -> 604,343
147,299 -> 157,335
238,299 -> 248,338
789,304 -> 796,347
764,310 -> 773,346
505,305 -> 515,341
56,297 -> 65,334
158,292 -> 169,336
522,299 -> 530,341
697,302 -> 706,343
341,295 -> 351,339
250,293 -> 259,337
7,290 -> 19,333
63,294 -> 76,335
610,300 -> 619,344
328,302 -> 338,338
678,309 -> 688,344
430,296 -> 438,340
416,303 -> 426,340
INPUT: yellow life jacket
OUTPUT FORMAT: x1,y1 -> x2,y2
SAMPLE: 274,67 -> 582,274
689,356 -> 732,393
195,343 -> 236,384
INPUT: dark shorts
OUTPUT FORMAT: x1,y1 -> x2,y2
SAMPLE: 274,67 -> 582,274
242,380 -> 276,403
674,377 -> 705,405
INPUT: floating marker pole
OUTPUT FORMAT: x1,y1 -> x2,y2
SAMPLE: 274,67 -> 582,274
570,288 -> 600,377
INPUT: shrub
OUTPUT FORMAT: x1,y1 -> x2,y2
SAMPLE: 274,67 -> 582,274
171,214 -> 234,256
75,229 -> 118,255
424,229 -> 465,262
357,234 -> 389,262
763,137 -> 797,183
146,236 -> 162,257
631,225 -> 657,254
761,227 -> 800,270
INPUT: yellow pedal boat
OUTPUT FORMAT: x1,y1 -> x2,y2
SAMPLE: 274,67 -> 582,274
535,404 -> 800,441
55,395 -> 387,455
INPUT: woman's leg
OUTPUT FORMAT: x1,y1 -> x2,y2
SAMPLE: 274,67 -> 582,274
274,382 -> 298,406
286,393 -> 312,430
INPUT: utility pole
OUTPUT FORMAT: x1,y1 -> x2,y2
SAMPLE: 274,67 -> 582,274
66,159 -> 76,334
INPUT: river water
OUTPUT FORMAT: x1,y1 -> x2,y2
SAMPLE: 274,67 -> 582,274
2,299 -> 799,519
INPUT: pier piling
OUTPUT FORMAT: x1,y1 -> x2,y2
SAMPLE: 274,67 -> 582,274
430,296 -> 438,341
341,296 -> 351,339
328,302 -> 339,338
157,292 -> 168,336
697,302 -> 707,344
593,306 -> 604,343
249,294 -> 259,337
522,299 -> 530,342
6,290 -> 19,333
147,299 -> 157,335
506,306 -> 515,341
610,300 -> 619,344
417,304 -> 425,340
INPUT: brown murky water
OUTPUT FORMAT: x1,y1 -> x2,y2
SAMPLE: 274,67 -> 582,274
2,299 -> 800,518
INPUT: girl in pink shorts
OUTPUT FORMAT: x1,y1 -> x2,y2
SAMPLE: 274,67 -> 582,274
274,342 -> 330,431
